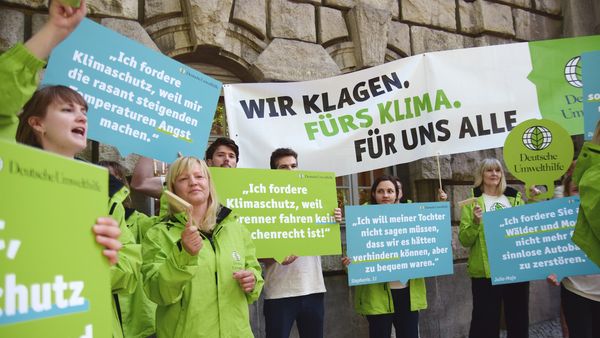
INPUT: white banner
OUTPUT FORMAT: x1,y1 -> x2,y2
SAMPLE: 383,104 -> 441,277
224,43 -> 540,176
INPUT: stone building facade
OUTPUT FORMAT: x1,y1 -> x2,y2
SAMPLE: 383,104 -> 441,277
1,0 -> 599,337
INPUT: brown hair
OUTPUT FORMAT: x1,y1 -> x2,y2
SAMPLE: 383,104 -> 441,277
270,148 -> 298,169
16,85 -> 88,149
370,175 -> 400,205
99,160 -> 132,207
205,137 -> 239,163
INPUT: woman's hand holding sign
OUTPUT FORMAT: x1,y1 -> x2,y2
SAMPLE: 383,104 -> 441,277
93,217 -> 122,265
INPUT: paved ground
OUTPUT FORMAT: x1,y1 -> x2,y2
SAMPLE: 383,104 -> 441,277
500,318 -> 563,338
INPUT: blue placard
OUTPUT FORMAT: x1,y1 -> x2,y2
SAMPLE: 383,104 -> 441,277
483,197 -> 600,285
583,51 -> 600,140
345,202 -> 452,286
43,19 -> 222,163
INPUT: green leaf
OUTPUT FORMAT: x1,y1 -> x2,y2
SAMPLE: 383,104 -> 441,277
531,127 -> 544,150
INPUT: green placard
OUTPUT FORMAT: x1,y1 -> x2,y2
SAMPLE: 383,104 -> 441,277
528,35 -> 600,135
503,119 -> 573,199
0,140 -> 111,337
210,168 -> 341,262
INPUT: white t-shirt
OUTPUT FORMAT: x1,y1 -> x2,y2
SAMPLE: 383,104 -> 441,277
482,193 -> 511,212
563,275 -> 600,302
263,256 -> 326,299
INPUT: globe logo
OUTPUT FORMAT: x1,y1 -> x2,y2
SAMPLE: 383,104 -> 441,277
564,56 -> 583,88
522,126 -> 552,151
491,202 -> 505,211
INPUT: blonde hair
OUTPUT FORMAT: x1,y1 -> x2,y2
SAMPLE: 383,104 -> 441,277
166,157 -> 220,232
592,120 -> 600,145
473,158 -> 507,195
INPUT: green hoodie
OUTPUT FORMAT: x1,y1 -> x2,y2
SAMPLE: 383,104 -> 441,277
0,43 -> 141,338
142,207 -> 263,338
459,186 -> 523,278
572,142 -> 600,267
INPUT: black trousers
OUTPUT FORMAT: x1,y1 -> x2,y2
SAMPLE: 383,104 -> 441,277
366,287 -> 419,338
561,284 -> 600,338
469,278 -> 529,338
263,292 -> 325,338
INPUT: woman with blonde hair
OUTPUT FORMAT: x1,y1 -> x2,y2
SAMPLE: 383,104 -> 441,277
459,158 -> 527,338
142,156 -> 263,338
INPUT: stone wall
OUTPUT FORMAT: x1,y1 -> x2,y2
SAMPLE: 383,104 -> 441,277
1,0 -> 599,337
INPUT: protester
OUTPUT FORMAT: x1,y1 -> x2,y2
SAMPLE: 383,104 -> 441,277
0,2 -> 141,337
99,160 -> 158,338
262,148 -> 341,338
547,173 -> 600,338
572,121 -> 600,267
205,136 -> 239,168
343,175 -> 427,338
142,156 -> 263,338
459,158 -> 528,338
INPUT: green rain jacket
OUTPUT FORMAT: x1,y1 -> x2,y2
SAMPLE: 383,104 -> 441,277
459,186 -> 523,278
0,43 -> 141,338
0,43 -> 45,139
353,200 -> 427,314
117,207 -> 156,338
572,142 -> 600,267
142,206 -> 263,338
354,279 -> 427,314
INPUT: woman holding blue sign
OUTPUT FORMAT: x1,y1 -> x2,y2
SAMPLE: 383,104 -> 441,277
344,175 -> 427,338
459,158 -> 527,338
142,156 -> 263,338
0,2 -> 142,337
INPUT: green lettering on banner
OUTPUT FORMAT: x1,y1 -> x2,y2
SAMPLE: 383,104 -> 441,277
0,140 -> 111,337
210,168 -> 341,262
528,35 -> 600,135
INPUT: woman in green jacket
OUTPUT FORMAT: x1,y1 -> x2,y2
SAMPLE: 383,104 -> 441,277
0,2 -> 140,337
572,121 -> 600,267
345,175 -> 427,338
142,156 -> 263,338
459,158 -> 527,338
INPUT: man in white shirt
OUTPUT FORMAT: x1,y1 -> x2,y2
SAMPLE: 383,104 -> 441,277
262,148 -> 328,338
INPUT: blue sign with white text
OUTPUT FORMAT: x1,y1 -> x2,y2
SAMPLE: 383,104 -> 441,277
583,51 -> 600,140
345,202 -> 452,286
483,197 -> 600,285
43,19 -> 221,162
